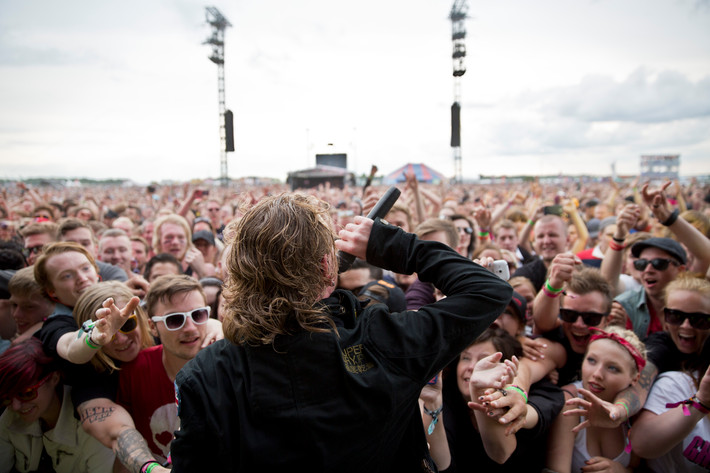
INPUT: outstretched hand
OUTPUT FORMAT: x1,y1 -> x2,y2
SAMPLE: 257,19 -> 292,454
471,386 -> 528,436
469,352 -> 519,391
92,296 -> 140,346
563,387 -> 627,432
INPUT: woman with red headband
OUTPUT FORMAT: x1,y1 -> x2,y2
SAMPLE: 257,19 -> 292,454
546,325 -> 646,472
630,275 -> 710,472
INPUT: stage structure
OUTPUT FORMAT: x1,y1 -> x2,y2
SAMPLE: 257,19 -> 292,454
204,6 -> 233,186
449,0 -> 468,184
640,155 -> 680,180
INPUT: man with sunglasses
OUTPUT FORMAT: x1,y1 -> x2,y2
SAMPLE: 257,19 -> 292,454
613,237 -> 686,340
117,274 -> 209,462
525,266 -> 614,388
20,221 -> 58,265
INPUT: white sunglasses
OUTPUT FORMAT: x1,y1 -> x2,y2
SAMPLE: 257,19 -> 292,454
151,306 -> 210,331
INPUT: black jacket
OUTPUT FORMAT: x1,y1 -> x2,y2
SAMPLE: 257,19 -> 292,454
172,220 -> 513,472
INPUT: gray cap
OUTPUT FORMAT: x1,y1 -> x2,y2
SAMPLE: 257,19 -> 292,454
631,237 -> 687,265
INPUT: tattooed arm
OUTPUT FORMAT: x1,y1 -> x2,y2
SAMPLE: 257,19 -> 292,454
78,398 -> 168,473
613,361 -> 657,419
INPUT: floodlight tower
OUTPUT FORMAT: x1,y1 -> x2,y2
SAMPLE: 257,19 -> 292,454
204,6 -> 232,186
449,0 -> 468,184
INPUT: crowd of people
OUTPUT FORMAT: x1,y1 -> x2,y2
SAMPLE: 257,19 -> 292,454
0,172 -> 708,472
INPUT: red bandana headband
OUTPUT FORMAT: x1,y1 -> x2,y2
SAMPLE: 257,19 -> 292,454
589,327 -> 646,372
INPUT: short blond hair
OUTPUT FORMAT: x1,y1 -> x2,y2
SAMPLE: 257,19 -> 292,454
152,214 -> 193,255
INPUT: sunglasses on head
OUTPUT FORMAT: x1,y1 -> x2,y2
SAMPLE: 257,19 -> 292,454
151,307 -> 210,331
559,308 -> 606,327
663,308 -> 710,330
1,374 -> 52,407
633,258 -> 679,271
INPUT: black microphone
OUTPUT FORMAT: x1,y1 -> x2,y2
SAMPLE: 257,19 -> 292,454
337,186 -> 401,273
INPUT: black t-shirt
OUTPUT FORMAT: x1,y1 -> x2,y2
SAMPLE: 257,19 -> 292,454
512,257 -> 547,292
35,314 -> 119,408
442,375 -> 564,472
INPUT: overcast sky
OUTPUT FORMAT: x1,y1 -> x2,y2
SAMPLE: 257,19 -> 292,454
1,0 -> 709,184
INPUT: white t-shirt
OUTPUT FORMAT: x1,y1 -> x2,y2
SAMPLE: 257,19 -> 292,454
642,371 -> 710,472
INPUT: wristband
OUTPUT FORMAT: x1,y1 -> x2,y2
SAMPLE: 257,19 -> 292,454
478,231 -> 490,238
527,219 -> 535,226
608,240 -> 625,252
614,401 -> 630,420
81,320 -> 103,349
140,461 -> 160,473
544,279 -> 563,294
665,396 -> 710,416
693,395 -> 710,413
661,208 -> 680,227
504,385 -> 528,403
423,405 -> 443,435
85,334 -> 101,350
542,286 -> 563,298
612,236 -> 626,244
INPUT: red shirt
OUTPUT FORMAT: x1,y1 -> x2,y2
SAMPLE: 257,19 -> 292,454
117,345 -> 177,462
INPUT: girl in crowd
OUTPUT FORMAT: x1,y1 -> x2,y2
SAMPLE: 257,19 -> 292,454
73,280 -> 154,374
421,327 -> 561,472
509,276 -> 536,336
0,338 -> 114,473
449,214 -> 475,259
630,275 -> 710,472
546,325 -> 646,472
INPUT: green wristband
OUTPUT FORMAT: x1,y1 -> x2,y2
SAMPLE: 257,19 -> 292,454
544,279 -> 564,294
85,333 -> 101,350
615,401 -> 630,420
505,385 -> 528,403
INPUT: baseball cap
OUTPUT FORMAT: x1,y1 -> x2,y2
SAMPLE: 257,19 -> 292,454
586,218 -> 601,239
358,279 -> 407,312
631,237 -> 687,265
507,291 -> 527,323
192,230 -> 216,246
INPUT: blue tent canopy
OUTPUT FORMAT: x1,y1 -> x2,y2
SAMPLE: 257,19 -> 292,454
383,163 -> 446,184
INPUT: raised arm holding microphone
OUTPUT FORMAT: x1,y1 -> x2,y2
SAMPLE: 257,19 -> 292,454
171,192 -> 515,472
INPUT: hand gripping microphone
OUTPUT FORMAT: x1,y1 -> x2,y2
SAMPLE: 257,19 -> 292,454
337,186 -> 401,273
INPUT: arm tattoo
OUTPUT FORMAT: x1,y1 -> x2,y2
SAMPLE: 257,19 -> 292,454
615,362 -> 658,417
80,406 -> 115,424
116,428 -> 156,473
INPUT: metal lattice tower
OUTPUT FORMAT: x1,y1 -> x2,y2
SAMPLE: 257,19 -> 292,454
449,0 -> 468,184
204,7 -> 232,186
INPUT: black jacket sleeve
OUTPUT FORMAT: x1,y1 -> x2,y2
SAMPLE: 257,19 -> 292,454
364,219 -> 514,384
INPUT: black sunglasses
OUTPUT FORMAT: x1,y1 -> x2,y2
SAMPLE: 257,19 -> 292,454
559,308 -> 606,327
633,258 -> 679,271
457,227 -> 473,235
663,308 -> 710,330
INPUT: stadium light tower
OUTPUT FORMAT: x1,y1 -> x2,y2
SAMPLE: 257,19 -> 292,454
204,6 -> 233,187
449,0 -> 468,184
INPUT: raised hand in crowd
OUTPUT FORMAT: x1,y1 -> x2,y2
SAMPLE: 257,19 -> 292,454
91,296 -> 141,346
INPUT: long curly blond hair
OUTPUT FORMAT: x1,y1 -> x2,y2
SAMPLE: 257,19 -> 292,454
222,193 -> 338,346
